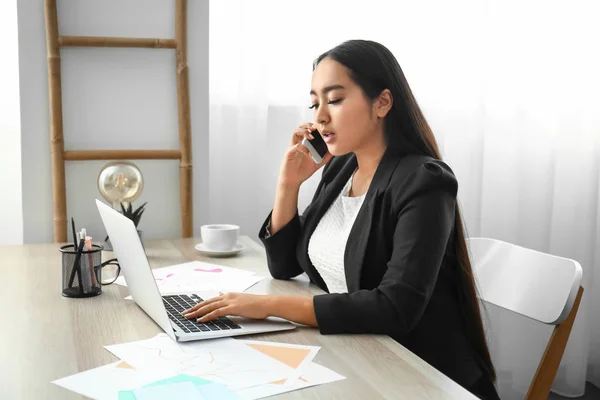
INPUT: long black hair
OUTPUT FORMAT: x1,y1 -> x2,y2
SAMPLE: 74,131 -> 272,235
314,39 -> 496,381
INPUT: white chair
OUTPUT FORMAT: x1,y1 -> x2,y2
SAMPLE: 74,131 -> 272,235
467,237 -> 584,400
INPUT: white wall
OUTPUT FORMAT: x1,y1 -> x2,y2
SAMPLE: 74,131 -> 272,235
0,0 -> 24,246
17,0 -> 209,243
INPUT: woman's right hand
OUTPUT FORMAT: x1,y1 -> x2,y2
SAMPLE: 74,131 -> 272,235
278,123 -> 333,188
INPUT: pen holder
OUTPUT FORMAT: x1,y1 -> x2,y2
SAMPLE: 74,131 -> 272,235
59,244 -> 120,298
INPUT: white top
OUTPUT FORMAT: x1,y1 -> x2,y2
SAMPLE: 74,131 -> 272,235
308,171 -> 366,293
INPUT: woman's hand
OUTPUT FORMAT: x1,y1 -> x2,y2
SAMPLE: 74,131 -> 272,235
181,292 -> 271,322
278,122 -> 333,188
182,293 -> 319,327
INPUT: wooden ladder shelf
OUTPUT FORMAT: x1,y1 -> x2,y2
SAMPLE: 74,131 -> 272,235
44,0 -> 193,243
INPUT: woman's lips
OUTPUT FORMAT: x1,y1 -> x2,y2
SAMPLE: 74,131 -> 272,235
323,132 -> 336,143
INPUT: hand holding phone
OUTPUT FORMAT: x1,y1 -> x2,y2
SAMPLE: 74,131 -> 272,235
301,130 -> 328,163
278,125 -> 331,188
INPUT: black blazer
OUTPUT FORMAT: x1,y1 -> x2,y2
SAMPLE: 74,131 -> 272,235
258,149 -> 487,390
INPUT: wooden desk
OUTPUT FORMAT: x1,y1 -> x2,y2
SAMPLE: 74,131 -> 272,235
0,236 -> 477,399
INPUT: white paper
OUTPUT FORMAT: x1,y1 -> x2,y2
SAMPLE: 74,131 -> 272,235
236,340 -> 320,387
115,261 -> 255,287
235,361 -> 346,400
116,261 -> 264,300
104,333 -> 295,391
52,361 -> 168,400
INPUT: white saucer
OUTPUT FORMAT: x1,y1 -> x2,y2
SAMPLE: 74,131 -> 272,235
194,242 -> 244,257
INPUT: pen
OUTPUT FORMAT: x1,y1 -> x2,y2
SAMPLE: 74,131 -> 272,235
71,217 -> 77,250
79,229 -> 92,293
85,235 -> 96,286
68,234 -> 86,291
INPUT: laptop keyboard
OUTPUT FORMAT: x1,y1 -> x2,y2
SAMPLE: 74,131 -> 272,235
162,294 -> 241,334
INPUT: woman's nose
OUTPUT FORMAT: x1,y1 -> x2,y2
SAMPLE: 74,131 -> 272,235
315,109 -> 329,127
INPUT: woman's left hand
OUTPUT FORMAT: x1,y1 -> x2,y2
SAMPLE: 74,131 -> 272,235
181,292 -> 271,322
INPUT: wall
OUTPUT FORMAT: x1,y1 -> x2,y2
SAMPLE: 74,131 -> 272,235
17,0 -> 209,244
0,0 -> 24,246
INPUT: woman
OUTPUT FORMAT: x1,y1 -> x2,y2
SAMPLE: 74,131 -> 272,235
183,40 -> 500,399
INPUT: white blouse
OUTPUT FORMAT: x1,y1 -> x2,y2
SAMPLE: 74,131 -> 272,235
308,171 -> 366,293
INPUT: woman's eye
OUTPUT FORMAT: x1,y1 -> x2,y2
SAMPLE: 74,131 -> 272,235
308,99 -> 342,109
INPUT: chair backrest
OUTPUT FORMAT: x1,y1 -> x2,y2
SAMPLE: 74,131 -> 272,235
467,237 -> 584,400
467,237 -> 582,325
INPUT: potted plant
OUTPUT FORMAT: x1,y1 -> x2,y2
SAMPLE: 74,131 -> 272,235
104,201 -> 147,251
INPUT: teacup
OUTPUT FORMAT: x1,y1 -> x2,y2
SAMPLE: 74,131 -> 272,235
201,224 -> 239,251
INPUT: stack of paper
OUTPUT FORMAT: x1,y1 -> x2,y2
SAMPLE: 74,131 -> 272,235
114,261 -> 264,299
104,334 -> 295,390
52,333 -> 346,399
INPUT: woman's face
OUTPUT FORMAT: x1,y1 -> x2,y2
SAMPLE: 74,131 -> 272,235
310,57 -> 383,157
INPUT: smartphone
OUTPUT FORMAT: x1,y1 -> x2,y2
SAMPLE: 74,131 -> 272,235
301,130 -> 328,163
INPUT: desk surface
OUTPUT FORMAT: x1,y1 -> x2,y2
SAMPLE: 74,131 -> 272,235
0,236 -> 477,399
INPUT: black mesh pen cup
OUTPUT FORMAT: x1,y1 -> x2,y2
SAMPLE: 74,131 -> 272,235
59,244 -> 120,298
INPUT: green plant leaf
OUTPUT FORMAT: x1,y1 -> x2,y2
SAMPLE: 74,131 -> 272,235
133,209 -> 145,227
132,202 -> 147,220
118,201 -> 147,226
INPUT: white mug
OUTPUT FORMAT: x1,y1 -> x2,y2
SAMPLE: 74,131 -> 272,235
201,224 -> 239,251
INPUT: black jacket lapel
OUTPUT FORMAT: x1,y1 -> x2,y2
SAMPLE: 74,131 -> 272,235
344,149 -> 404,292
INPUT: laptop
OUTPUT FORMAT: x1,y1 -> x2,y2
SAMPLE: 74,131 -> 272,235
96,199 -> 296,342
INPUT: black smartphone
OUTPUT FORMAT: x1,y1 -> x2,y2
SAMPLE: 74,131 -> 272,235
301,130 -> 328,163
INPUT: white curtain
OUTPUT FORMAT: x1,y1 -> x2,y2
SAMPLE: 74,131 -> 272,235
209,1 -> 600,397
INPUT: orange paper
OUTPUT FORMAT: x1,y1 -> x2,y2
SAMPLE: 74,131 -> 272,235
115,361 -> 135,370
246,343 -> 311,369
246,343 -> 312,385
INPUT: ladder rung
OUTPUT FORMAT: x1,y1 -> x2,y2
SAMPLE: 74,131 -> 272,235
58,36 -> 176,49
64,149 -> 182,161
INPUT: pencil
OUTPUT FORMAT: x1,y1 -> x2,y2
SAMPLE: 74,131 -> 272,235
68,236 -> 86,289
71,217 -> 77,250
85,236 -> 96,286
